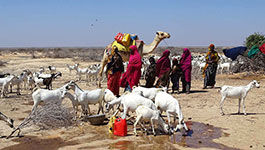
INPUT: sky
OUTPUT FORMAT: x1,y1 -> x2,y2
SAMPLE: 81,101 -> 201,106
0,0 -> 265,47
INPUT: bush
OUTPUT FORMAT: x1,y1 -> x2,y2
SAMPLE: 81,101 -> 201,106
245,32 -> 265,49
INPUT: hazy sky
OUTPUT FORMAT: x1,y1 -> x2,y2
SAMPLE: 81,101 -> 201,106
0,0 -> 265,47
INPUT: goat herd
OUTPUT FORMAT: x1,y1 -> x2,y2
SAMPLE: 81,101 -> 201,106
0,53 -> 260,139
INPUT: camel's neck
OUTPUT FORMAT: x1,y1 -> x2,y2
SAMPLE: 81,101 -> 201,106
142,36 -> 162,55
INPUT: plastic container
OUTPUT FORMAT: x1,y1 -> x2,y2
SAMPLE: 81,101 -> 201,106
114,33 -> 124,44
108,116 -> 116,134
113,118 -> 127,136
122,33 -> 131,46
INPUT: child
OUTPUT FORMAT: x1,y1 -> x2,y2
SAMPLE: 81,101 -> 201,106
145,57 -> 156,88
170,58 -> 182,94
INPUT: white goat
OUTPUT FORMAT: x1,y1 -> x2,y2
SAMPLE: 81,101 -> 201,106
27,76 -> 35,90
66,81 -> 116,115
220,80 -> 260,116
199,62 -> 206,72
48,66 -> 56,73
219,62 -> 231,74
22,69 -> 32,89
66,63 -> 79,74
134,105 -> 169,136
10,72 -> 29,95
39,67 -> 45,74
0,75 -> 15,98
132,86 -> 165,101
31,82 -> 70,112
75,66 -> 88,81
106,92 -> 157,119
155,91 -> 188,132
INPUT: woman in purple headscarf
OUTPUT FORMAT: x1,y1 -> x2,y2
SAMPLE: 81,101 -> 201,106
120,45 -> 142,92
155,50 -> 171,88
180,48 -> 192,94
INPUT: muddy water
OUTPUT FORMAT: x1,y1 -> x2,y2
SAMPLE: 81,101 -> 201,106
107,121 -> 238,150
169,121 -> 238,149
2,136 -> 79,150
2,121 -> 238,150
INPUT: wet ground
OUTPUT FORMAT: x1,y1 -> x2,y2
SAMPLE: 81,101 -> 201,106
2,121 -> 237,150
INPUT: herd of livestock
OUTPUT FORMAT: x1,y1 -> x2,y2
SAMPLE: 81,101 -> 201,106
1,53 -> 259,138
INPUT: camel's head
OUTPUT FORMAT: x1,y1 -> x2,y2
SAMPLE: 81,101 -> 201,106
156,31 -> 170,40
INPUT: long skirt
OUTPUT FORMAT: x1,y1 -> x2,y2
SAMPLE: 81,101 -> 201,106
107,71 -> 122,96
204,64 -> 217,87
171,74 -> 181,91
155,70 -> 170,88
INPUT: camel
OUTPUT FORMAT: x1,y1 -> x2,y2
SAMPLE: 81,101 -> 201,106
97,31 -> 170,87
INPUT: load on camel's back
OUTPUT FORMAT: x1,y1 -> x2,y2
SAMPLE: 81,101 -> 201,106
107,33 -> 139,57
97,31 -> 171,87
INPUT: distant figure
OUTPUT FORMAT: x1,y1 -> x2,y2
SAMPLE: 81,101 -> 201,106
120,45 -> 142,92
180,48 -> 192,94
155,50 -> 171,88
170,58 -> 182,94
106,47 -> 124,96
203,44 -> 220,89
145,57 -> 156,88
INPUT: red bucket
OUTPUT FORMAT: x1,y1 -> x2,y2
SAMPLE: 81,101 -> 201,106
114,118 -> 127,136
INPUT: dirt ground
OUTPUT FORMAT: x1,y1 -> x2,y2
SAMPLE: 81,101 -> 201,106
0,53 -> 265,150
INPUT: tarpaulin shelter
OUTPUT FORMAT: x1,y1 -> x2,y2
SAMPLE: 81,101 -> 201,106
223,46 -> 247,61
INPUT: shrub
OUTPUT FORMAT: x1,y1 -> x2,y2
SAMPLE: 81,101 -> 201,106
245,32 -> 265,49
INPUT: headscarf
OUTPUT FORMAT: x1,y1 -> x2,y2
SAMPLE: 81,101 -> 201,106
156,50 -> 171,77
180,48 -> 192,71
206,44 -> 219,63
209,44 -> 215,51
120,45 -> 142,88
128,45 -> 142,69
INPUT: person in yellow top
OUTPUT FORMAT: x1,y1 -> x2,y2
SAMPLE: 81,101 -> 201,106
203,44 -> 220,89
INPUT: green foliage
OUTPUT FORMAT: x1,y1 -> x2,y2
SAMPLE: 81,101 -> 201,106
245,33 -> 265,49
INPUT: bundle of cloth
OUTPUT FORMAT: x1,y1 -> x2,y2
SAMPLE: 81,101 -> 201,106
223,46 -> 247,61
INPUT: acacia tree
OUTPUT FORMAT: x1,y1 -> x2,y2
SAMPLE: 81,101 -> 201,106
245,32 -> 265,49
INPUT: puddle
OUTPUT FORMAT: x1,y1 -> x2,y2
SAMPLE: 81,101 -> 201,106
2,120 -> 237,150
169,121 -> 237,150
2,136 -> 79,150
106,121 -> 237,150
109,140 -> 137,149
